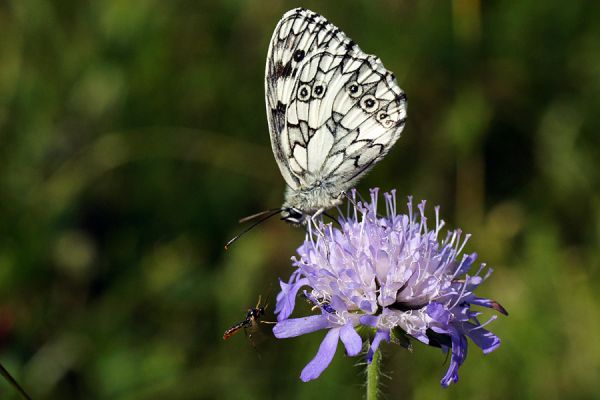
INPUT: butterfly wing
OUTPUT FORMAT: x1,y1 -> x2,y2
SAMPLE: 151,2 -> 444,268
286,51 -> 407,189
265,8 -> 407,210
266,8 -> 353,191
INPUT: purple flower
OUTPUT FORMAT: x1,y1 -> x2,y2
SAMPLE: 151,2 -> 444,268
274,189 -> 507,386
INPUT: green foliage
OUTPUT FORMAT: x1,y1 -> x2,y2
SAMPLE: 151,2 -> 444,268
1,0 -> 599,399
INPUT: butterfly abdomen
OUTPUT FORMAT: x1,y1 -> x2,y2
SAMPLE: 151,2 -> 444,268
283,182 -> 343,214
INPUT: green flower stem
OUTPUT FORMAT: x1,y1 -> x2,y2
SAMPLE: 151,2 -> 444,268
366,348 -> 381,400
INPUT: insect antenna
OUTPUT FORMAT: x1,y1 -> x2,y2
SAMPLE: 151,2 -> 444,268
0,362 -> 32,400
238,208 -> 283,224
255,292 -> 277,325
225,209 -> 283,250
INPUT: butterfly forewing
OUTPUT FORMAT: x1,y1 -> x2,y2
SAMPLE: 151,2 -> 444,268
266,9 -> 353,192
266,8 -> 407,217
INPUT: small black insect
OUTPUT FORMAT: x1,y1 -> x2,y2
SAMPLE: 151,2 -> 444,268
223,296 -> 274,341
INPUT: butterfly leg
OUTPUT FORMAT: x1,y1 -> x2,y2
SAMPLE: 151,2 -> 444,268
308,208 -> 326,237
339,191 -> 359,208
311,207 -> 325,220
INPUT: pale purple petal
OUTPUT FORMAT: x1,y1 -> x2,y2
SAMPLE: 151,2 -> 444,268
367,330 -> 390,363
427,302 -> 451,325
339,323 -> 362,356
441,328 -> 468,387
275,276 -> 309,321
455,253 -> 478,276
300,328 -> 341,382
273,315 -> 332,338
469,297 -> 509,316
359,315 -> 379,327
462,321 -> 501,354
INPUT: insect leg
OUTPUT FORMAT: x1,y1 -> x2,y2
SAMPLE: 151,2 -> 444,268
309,208 -> 327,237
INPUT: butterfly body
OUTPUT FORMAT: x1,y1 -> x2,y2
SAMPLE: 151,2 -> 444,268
266,8 -> 407,223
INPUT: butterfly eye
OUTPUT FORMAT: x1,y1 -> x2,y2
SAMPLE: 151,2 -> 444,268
293,49 -> 306,62
312,83 -> 326,99
345,81 -> 363,98
298,84 -> 312,101
360,95 -> 379,113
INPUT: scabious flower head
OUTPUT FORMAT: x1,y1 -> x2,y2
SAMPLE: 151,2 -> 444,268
273,188 -> 507,387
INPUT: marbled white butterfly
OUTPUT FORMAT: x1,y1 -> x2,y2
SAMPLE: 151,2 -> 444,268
226,8 -> 407,248
266,8 -> 407,224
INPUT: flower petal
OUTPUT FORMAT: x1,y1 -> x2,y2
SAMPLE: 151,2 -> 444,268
455,252 -> 478,276
339,323 -> 362,356
469,296 -> 509,316
300,328 -> 341,381
273,315 -> 332,338
359,315 -> 379,327
440,328 -> 468,387
367,330 -> 390,363
427,302 -> 451,325
275,276 -> 309,321
462,321 -> 501,354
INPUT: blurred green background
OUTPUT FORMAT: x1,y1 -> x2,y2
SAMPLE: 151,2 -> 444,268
1,0 -> 599,399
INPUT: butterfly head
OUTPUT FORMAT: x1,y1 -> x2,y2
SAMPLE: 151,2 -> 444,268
281,207 -> 306,226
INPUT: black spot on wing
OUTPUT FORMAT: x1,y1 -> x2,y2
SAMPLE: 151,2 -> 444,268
346,142 -> 384,173
271,101 -> 286,133
276,100 -> 286,113
274,61 -> 293,79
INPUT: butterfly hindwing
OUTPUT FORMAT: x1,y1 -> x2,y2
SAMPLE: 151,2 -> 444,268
265,8 -> 407,213
287,52 -> 406,188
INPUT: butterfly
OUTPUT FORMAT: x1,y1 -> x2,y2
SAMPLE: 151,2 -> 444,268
225,8 -> 407,249
266,8 -> 407,224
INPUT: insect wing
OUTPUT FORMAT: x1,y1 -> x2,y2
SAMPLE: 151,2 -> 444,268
266,8 -> 355,191
286,51 -> 406,189
265,8 -> 407,195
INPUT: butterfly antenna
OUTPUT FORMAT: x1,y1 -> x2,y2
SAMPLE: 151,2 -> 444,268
238,208 -> 283,224
225,209 -> 283,250
0,362 -> 32,400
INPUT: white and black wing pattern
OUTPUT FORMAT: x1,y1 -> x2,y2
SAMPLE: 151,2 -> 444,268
265,8 -> 407,215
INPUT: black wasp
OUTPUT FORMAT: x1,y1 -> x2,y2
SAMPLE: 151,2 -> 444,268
223,296 -> 274,341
